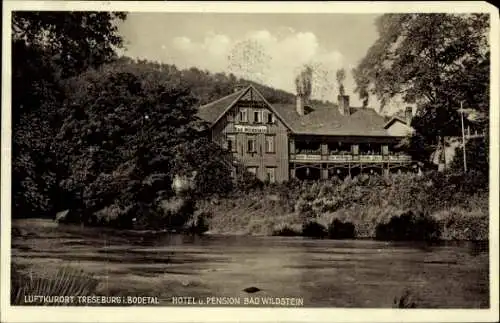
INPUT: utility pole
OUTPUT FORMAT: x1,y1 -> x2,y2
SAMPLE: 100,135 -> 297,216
460,101 -> 467,173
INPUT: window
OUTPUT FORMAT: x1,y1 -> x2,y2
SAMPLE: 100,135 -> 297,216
227,135 -> 236,152
266,167 -> 276,183
253,110 -> 262,123
227,111 -> 234,122
267,112 -> 275,124
239,109 -> 248,122
247,166 -> 258,176
265,135 -> 275,153
247,136 -> 257,153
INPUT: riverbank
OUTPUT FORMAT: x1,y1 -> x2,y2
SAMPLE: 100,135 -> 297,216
198,172 -> 489,241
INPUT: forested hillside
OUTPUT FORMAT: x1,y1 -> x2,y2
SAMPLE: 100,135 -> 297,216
113,57 -> 302,105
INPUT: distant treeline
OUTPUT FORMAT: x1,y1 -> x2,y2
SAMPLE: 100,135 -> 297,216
114,57 -> 329,106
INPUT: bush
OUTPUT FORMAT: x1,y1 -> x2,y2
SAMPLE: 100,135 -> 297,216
328,219 -> 356,239
131,197 -> 196,230
184,210 -> 211,234
433,208 -> 488,241
302,221 -> 327,238
375,211 -> 441,241
201,171 -> 488,241
272,223 -> 301,236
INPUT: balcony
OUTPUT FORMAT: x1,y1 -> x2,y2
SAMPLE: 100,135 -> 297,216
294,153 -> 322,161
292,153 -> 412,163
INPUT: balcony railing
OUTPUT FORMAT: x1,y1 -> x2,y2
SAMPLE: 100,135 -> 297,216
360,155 -> 383,162
292,153 -> 412,162
328,154 -> 353,161
387,155 -> 412,162
294,153 -> 322,161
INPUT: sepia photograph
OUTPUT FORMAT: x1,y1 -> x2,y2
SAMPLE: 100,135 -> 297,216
1,1 -> 499,322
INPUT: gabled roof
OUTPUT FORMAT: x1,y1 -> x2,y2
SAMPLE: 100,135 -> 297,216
383,116 -> 409,129
196,88 -> 247,124
196,85 -> 294,130
196,86 -> 406,137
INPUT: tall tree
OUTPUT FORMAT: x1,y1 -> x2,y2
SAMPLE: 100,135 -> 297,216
12,12 -> 127,217
353,13 -> 489,164
12,12 -> 126,78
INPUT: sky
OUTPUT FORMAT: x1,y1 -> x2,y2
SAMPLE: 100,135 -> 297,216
117,13 -> 395,109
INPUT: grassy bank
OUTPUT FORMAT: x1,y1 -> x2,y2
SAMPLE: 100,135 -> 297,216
198,172 -> 488,241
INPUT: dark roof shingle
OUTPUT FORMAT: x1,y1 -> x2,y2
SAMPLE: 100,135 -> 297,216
196,88 -> 247,124
273,103 -> 397,137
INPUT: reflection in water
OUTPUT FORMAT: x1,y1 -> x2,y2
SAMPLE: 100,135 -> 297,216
11,219 -> 489,308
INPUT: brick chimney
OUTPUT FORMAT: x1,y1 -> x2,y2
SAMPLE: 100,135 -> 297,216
338,95 -> 350,116
296,94 -> 305,116
405,106 -> 413,125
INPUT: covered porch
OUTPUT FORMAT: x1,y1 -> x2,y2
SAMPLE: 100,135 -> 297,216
289,135 -> 416,180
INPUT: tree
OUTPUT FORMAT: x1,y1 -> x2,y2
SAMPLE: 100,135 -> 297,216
12,12 -> 126,78
55,60 -> 237,227
336,68 -> 346,96
11,12 -> 127,218
352,67 -> 369,107
353,13 -> 489,163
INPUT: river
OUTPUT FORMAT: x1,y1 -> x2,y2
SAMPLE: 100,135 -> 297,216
11,219 -> 489,308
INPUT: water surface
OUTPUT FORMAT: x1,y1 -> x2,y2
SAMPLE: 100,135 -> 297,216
11,219 -> 489,308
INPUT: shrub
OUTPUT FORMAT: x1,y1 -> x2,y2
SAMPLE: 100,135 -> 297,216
433,208 -> 488,241
201,171 -> 488,241
272,223 -> 301,236
375,211 -> 441,241
302,221 -> 327,238
328,219 -> 356,239
184,210 -> 211,234
133,197 -> 196,230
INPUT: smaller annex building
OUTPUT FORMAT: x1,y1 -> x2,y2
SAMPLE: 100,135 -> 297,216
196,85 -> 417,183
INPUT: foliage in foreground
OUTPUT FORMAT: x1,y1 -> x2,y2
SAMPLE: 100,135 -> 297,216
11,265 -> 99,305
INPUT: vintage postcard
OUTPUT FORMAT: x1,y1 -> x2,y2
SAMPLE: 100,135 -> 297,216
1,1 -> 499,322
